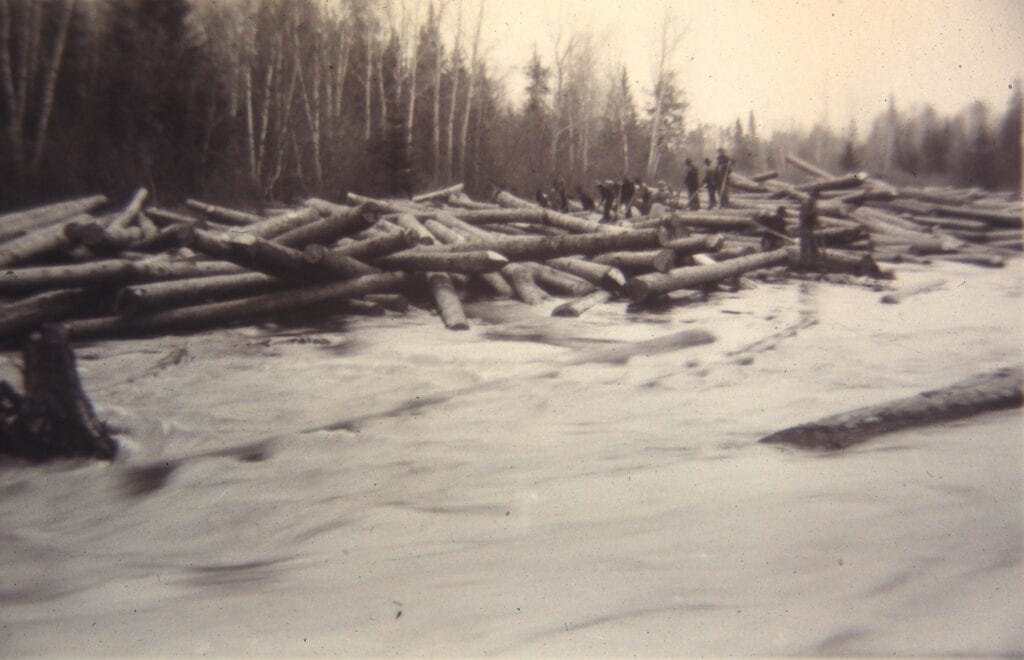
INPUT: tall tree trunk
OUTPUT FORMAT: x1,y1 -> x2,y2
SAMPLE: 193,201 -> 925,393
445,0 -> 462,182
458,2 -> 483,181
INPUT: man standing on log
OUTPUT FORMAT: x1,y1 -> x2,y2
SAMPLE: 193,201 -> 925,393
716,148 -> 733,208
799,193 -> 820,268
684,159 -> 701,210
552,179 -> 569,212
597,180 -> 618,222
703,158 -> 718,209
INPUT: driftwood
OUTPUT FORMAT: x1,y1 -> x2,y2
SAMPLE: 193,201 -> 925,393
1,325 -> 117,460
759,366 -> 1022,450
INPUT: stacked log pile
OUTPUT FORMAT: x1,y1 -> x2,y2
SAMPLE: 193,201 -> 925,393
0,162 -> 1020,344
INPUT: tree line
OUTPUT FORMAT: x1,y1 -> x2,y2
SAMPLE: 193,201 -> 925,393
1,0 -> 1020,213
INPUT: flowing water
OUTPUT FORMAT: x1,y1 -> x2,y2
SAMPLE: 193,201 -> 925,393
1,259 -> 1022,656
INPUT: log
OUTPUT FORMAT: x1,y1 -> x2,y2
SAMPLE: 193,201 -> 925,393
115,272 -> 286,315
375,249 -> 508,273
658,231 -> 726,254
445,191 -> 500,210
0,259 -> 137,292
132,223 -> 194,252
145,207 -> 208,228
273,204 -> 375,248
422,218 -> 514,298
727,172 -> 771,193
490,192 -> 617,233
0,213 -> 110,267
185,199 -> 263,226
501,263 -> 547,304
593,249 -> 677,273
0,288 -> 112,340
634,214 -> 756,232
302,245 -> 381,279
109,188 -> 149,230
188,229 -> 312,279
345,192 -> 420,215
412,183 -> 464,203
247,206 -> 321,239
551,290 -> 613,317
364,293 -> 410,313
427,272 -> 469,330
784,246 -> 882,276
67,272 -> 409,339
785,153 -> 835,179
545,257 -> 627,289
393,213 -> 436,244
794,172 -> 869,194
332,229 -> 419,260
629,249 -> 790,301
759,366 -> 1023,450
0,195 -> 109,243
136,212 -> 159,239
528,263 -> 598,296
563,328 -> 715,365
416,228 -> 662,261
751,170 -> 778,182
0,325 -> 117,460
493,190 -> 539,210
929,203 -> 1022,228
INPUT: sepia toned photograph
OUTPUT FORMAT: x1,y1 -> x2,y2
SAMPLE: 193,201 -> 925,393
1,0 -> 1021,656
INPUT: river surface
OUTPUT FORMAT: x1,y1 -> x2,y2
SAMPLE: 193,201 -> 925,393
1,259 -> 1022,657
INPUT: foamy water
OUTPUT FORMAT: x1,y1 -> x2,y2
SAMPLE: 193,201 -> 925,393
1,259 -> 1021,656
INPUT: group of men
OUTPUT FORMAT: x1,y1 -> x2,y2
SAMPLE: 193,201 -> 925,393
683,148 -> 733,211
535,176 -> 654,222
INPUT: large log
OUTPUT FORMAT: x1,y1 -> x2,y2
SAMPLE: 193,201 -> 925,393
185,199 -> 263,226
727,172 -> 770,193
759,366 -> 1023,450
527,263 -> 598,296
273,204 -> 375,248
629,249 -> 790,301
0,288 -> 112,340
1,325 -> 117,460
501,263 -> 547,304
0,195 -> 109,243
490,192 -> 618,234
0,259 -> 137,292
929,203 -> 1022,228
446,191 -> 500,210
345,192 -> 419,215
247,206 -> 321,239
393,213 -> 436,244
422,218 -> 514,298
658,231 -> 726,254
795,172 -> 869,194
551,290 -> 613,317
332,228 -> 419,260
634,214 -> 756,232
67,272 -> 409,339
116,272 -> 286,314
301,245 -> 381,279
187,229 -> 312,279
145,207 -> 208,228
375,249 -> 508,273
784,246 -> 882,276
493,190 -> 539,210
545,256 -> 627,289
427,272 -> 469,330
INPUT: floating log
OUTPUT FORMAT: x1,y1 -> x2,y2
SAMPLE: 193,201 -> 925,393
785,153 -> 835,180
185,199 -> 263,226
115,272 -> 286,315
629,249 -> 790,301
759,366 -> 1022,450
0,325 -> 117,460
375,249 -> 508,273
67,272 -> 409,339
551,290 -> 613,317
0,195 -> 109,243
427,272 -> 469,330
593,249 -> 677,273
412,183 -> 464,204
273,204 -> 375,248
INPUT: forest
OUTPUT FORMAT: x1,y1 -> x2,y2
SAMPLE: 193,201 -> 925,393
1,0 -> 1021,212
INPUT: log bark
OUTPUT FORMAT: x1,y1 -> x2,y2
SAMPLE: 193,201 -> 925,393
185,199 -> 263,226
551,290 -> 612,317
759,366 -> 1022,450
247,206 -> 320,239
0,325 -> 117,460
423,218 -> 514,298
794,172 -> 868,194
145,207 -> 208,228
785,153 -> 834,179
629,248 -> 790,301
0,195 -> 108,243
784,246 -> 882,276
109,188 -> 149,231
67,272 -> 408,339
929,203 -> 1022,228
412,183 -> 464,204
188,229 -> 311,279
593,249 -> 677,273
528,263 -> 598,296
415,228 -> 662,261
501,263 -> 547,304
0,288 -> 112,340
545,257 -> 627,289
301,244 -> 381,279
427,272 -> 469,330
0,213 -> 97,267
393,213 -> 436,244
332,229 -> 419,261
116,272 -> 285,315
657,231 -> 726,254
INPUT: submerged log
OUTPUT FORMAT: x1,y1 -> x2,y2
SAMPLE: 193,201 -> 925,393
0,325 -> 117,460
759,366 -> 1023,450
551,290 -> 613,317
67,272 -> 409,339
629,249 -> 790,301
427,272 -> 469,330
185,199 -> 263,226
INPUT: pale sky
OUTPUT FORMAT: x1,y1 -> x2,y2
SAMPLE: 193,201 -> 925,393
442,0 -> 1024,135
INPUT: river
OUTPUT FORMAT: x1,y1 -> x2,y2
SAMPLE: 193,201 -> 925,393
1,258 -> 1021,656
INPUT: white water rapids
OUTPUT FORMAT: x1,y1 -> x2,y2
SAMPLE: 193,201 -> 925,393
1,259 -> 1021,656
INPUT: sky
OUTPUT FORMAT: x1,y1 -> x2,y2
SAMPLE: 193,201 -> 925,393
440,0 -> 1024,135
